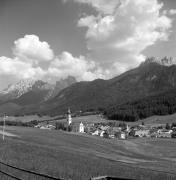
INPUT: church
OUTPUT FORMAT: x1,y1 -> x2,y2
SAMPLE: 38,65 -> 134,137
67,108 -> 72,126
66,108 -> 85,133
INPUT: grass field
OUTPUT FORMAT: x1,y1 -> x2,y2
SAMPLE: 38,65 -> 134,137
0,114 -> 110,125
0,115 -> 52,123
56,113 -> 176,127
56,114 -> 110,124
107,113 -> 176,126
0,126 -> 176,180
3,112 -> 176,127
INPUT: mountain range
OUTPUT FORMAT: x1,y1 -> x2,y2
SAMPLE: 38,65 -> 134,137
0,76 -> 76,115
44,57 -> 176,115
0,56 -> 176,118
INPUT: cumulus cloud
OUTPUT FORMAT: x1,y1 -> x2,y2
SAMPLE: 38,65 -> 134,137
0,35 -> 105,89
0,35 -> 53,89
46,51 -> 105,82
13,35 -> 54,63
0,0 -> 174,89
75,0 -> 172,75
0,56 -> 46,89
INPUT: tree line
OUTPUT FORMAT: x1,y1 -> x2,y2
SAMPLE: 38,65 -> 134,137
104,89 -> 176,122
0,120 -> 38,127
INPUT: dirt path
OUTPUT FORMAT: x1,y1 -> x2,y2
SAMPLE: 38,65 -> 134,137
0,130 -> 18,137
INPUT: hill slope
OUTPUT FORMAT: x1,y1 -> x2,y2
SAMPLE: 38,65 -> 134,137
1,57 -> 176,116
1,126 -> 176,180
44,58 -> 176,114
0,77 -> 76,114
105,88 -> 176,121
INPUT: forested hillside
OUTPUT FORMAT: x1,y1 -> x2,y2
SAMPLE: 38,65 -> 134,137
105,88 -> 176,121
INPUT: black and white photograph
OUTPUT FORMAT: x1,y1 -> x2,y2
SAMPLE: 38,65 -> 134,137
0,0 -> 176,179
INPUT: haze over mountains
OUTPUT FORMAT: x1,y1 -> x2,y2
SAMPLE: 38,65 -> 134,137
0,57 -> 176,117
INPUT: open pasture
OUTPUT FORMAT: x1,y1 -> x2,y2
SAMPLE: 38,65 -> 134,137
107,112 -> 176,127
0,126 -> 176,179
56,114 -> 110,124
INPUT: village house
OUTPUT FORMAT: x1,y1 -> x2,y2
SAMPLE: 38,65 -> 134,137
119,132 -> 126,139
84,123 -> 95,134
171,132 -> 176,138
157,129 -> 173,138
39,124 -> 55,130
115,131 -> 127,139
92,129 -> 100,136
150,129 -> 158,138
100,130 -> 105,137
79,122 -> 85,133
100,125 -> 109,131
134,129 -> 150,137
34,124 -> 41,128
106,127 -> 115,138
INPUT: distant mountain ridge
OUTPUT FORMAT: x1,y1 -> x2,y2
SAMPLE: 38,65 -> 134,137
0,76 -> 76,113
44,76 -> 77,101
42,57 -> 176,115
141,56 -> 176,66
1,57 -> 176,117
0,79 -> 36,101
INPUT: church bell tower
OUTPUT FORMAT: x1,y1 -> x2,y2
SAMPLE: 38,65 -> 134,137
67,108 -> 72,125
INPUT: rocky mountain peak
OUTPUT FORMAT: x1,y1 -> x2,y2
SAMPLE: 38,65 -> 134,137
141,56 -> 176,67
1,79 -> 35,97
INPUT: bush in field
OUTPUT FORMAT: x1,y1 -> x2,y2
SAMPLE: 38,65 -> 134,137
67,125 -> 72,132
171,123 -> 176,128
165,123 -> 171,130
55,122 -> 66,131
103,131 -> 109,138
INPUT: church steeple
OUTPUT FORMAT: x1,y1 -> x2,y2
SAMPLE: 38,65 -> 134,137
67,108 -> 72,125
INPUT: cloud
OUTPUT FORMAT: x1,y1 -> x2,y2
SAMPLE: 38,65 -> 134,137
0,0 -> 174,89
0,56 -> 46,89
78,15 -> 116,41
168,9 -> 176,15
76,0 -> 172,74
47,51 -> 105,82
75,0 -> 120,14
0,35 -> 105,89
13,35 -> 54,64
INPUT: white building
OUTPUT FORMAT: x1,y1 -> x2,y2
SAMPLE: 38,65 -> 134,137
67,108 -> 72,125
126,124 -> 130,132
92,130 -> 99,136
135,129 -> 150,137
100,130 -> 105,137
79,122 -> 84,133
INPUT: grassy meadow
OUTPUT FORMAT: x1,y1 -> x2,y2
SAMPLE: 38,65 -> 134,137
55,114 -> 110,124
2,112 -> 176,126
106,113 -> 176,127
0,115 -> 52,123
0,114 -> 110,125
0,126 -> 176,180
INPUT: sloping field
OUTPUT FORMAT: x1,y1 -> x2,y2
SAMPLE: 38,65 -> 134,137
57,114 -> 110,124
139,113 -> 176,125
0,130 -> 18,137
0,126 -> 176,180
108,113 -> 176,126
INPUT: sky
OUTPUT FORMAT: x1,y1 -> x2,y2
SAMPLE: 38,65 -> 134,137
0,0 -> 176,90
